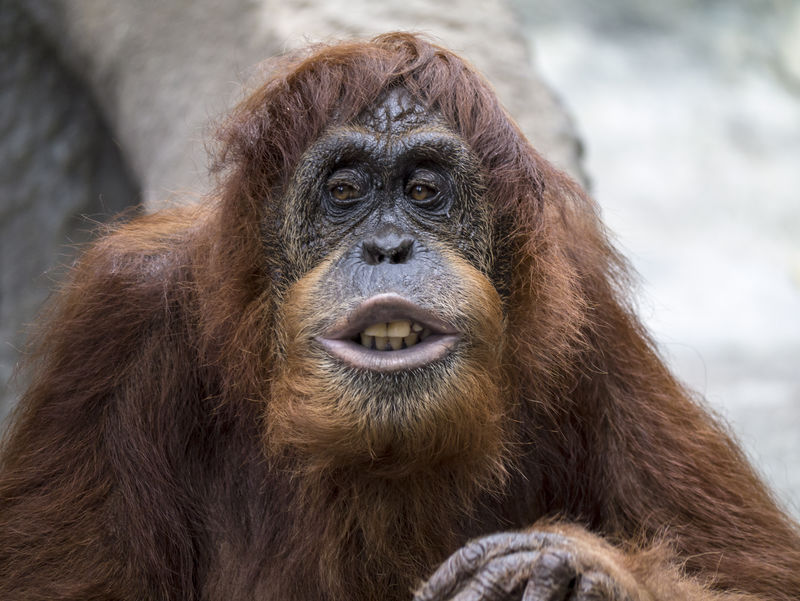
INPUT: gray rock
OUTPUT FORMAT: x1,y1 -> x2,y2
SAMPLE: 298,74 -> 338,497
0,0 -> 139,420
512,0 -> 800,516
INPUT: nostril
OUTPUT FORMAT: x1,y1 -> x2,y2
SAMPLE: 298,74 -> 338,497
389,239 -> 413,264
361,241 -> 384,265
361,236 -> 414,266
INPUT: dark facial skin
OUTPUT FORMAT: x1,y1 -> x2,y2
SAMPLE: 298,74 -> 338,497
268,86 -> 507,473
277,88 -> 496,372
282,88 -> 492,280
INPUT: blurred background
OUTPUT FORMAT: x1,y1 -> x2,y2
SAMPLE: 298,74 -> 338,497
1,0 -> 798,516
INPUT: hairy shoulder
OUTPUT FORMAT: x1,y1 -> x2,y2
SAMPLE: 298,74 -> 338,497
81,203 -> 214,281
23,203 -> 217,371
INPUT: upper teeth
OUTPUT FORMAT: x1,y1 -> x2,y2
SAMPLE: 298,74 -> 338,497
359,320 -> 429,350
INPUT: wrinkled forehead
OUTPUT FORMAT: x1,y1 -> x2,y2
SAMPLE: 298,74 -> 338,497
292,86 -> 476,178
356,87 -> 432,134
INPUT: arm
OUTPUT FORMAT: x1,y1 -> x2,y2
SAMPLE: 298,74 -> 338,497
0,210 -> 204,600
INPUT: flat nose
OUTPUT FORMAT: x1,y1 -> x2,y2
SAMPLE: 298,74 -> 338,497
361,230 -> 415,265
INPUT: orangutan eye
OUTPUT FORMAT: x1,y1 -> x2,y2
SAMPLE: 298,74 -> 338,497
408,184 -> 437,202
329,183 -> 360,201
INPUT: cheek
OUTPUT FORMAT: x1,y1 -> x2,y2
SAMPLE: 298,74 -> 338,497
438,204 -> 494,277
276,188 -> 332,281
266,248 -> 510,476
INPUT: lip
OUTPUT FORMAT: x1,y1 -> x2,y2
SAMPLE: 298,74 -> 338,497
317,293 -> 460,372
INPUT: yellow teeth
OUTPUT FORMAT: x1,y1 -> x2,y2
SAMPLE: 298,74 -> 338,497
387,321 -> 411,337
363,323 -> 388,337
357,320 -> 429,350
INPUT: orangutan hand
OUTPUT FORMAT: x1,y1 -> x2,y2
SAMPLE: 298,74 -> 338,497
415,528 -> 646,601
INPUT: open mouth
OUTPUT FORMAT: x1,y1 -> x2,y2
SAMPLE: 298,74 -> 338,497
317,293 -> 459,371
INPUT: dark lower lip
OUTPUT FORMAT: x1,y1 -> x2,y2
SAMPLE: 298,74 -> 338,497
318,334 -> 459,372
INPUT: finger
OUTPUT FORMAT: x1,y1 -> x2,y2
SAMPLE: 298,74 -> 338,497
522,550 -> 578,601
449,552 -> 543,601
416,533 -> 548,601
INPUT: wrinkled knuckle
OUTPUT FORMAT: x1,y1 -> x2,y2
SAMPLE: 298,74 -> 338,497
537,548 -> 575,573
458,538 -> 488,565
